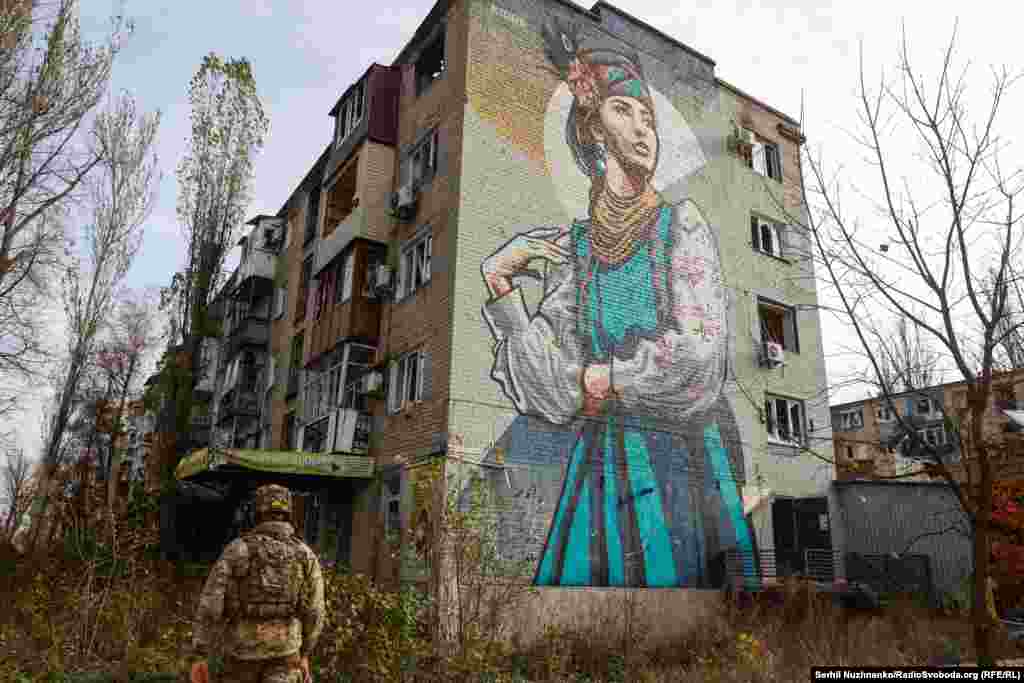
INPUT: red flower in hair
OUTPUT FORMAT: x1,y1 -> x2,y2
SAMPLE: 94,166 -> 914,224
567,58 -> 600,110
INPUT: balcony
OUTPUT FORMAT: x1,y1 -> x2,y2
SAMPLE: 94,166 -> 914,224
334,409 -> 372,455
224,316 -> 270,356
315,206 -> 366,276
233,248 -> 276,300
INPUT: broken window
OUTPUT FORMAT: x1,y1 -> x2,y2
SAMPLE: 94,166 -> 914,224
297,256 -> 313,321
304,187 -> 321,245
750,214 -> 785,257
415,31 -> 446,96
324,158 -> 359,237
398,229 -> 432,299
750,137 -> 782,181
758,297 -> 798,352
765,394 -> 806,446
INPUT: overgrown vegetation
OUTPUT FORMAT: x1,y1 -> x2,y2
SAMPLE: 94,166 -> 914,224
2,463 -> 1021,681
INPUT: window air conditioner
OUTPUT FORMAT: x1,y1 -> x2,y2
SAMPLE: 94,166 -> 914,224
762,341 -> 785,367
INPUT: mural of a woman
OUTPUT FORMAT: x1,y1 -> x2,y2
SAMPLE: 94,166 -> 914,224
480,25 -> 753,587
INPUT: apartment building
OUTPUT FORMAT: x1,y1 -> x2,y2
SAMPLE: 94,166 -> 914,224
177,0 -> 833,590
831,369 -> 1024,482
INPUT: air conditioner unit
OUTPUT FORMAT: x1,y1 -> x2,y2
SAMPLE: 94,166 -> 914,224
761,341 -> 785,367
372,264 -> 393,294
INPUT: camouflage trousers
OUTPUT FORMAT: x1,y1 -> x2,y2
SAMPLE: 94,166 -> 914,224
219,654 -> 304,683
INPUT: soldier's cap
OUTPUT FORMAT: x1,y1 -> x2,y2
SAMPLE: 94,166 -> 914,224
254,484 -> 292,515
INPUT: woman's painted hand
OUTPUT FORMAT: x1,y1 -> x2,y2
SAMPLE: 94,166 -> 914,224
581,363 -> 617,415
482,227 -> 570,298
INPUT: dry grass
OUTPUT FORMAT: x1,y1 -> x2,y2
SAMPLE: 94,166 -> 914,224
512,584 -> 1024,683
2,542 -> 1022,682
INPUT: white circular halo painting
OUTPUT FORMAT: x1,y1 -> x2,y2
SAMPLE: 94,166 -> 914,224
543,83 -> 708,221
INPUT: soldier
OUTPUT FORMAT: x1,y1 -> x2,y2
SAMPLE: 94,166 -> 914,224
188,484 -> 325,683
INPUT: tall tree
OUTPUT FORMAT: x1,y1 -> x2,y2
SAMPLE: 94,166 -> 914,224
796,26 -> 1024,664
34,93 -> 159,550
95,289 -> 159,511
0,0 -> 130,406
152,53 -> 267,494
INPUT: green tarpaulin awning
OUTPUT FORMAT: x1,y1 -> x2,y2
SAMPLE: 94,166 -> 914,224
175,447 -> 375,481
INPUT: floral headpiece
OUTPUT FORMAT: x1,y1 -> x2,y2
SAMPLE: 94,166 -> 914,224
541,20 -> 653,113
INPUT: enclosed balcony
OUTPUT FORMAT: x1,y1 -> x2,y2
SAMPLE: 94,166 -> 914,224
224,316 -> 270,356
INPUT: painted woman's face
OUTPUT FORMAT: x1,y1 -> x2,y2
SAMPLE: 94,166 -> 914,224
596,95 -> 658,176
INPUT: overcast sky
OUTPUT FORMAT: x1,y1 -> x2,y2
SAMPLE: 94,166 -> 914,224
12,0 -> 1023,455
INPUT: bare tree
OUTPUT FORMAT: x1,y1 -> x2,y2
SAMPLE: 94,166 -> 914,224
151,53 -> 267,496
0,0 -> 130,395
794,25 -> 1024,664
870,315 -> 943,396
33,93 -> 159,550
985,266 -> 1024,371
1,446 -> 34,542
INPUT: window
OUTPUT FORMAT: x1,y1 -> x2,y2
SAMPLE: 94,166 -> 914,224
284,413 -> 297,450
406,129 -> 439,189
398,230 -> 432,299
877,404 -> 897,422
303,417 -> 328,454
315,267 -> 335,320
383,474 -> 402,537
838,409 -> 864,431
324,159 -> 358,236
287,333 -> 303,397
273,287 -> 287,319
304,187 -> 321,245
335,80 -> 365,148
297,256 -> 313,321
750,137 -> 782,181
415,32 -> 446,96
915,397 -> 940,417
750,215 -> 785,258
916,425 -> 948,448
388,351 -> 425,414
765,394 -> 806,446
335,251 -> 353,304
758,298 -> 799,352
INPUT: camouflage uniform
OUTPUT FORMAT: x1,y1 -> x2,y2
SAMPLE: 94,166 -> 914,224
191,485 -> 325,682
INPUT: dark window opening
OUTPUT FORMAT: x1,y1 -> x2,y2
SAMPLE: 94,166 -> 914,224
324,158 -> 359,237
296,256 -> 313,321
415,32 -> 446,96
304,187 -> 321,246
759,298 -> 799,352
284,412 -> 297,449
304,417 -> 328,454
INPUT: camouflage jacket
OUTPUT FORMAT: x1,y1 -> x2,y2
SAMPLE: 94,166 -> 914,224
191,520 -> 325,660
